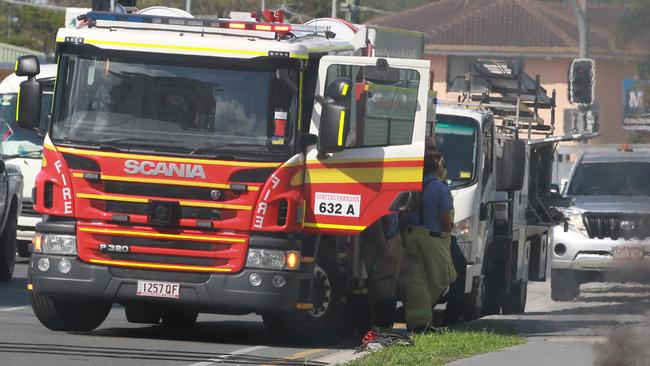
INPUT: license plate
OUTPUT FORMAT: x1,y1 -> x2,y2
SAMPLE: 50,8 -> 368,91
612,246 -> 644,261
136,280 -> 180,299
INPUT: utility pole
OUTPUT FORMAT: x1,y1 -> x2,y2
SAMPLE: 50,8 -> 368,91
331,0 -> 337,18
185,0 -> 191,13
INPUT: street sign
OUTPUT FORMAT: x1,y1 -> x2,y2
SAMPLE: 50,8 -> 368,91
623,79 -> 650,131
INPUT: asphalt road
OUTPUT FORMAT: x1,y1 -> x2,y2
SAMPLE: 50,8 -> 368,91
450,280 -> 650,366
5,257 -> 650,366
0,258 -> 356,366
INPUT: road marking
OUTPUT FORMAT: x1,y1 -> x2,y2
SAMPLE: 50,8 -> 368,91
0,306 -> 29,312
260,348 -> 327,366
187,345 -> 267,366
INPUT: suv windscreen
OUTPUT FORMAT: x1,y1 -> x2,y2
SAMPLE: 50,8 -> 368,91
567,162 -> 650,196
51,49 -> 299,159
0,91 -> 51,157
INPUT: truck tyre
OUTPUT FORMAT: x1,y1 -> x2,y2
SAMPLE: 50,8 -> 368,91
17,240 -> 30,258
501,279 -> 527,314
125,305 -> 161,324
460,275 -> 485,321
161,309 -> 198,327
30,291 -> 111,331
551,269 -> 580,301
483,251 -> 505,316
262,252 -> 347,344
0,206 -> 18,281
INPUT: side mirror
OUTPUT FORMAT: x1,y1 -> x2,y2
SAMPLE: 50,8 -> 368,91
15,55 -> 42,130
549,184 -> 561,197
496,139 -> 525,191
15,55 -> 40,77
317,102 -> 349,154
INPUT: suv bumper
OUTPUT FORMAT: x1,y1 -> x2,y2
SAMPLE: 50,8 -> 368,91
29,254 -> 310,314
551,225 -> 650,272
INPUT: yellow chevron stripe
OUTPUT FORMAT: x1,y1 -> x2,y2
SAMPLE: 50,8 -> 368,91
79,227 -> 246,243
88,258 -> 232,273
302,222 -> 366,231
291,166 -> 422,186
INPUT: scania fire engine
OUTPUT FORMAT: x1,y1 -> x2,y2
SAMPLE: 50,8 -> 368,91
16,5 -> 433,340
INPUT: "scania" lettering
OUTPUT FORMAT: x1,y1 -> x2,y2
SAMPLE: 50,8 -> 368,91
124,160 -> 207,179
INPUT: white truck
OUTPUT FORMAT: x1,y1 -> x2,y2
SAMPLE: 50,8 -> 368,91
436,59 -> 568,321
0,65 -> 56,257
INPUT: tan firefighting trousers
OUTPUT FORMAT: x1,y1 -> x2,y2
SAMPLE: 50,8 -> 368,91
401,226 -> 457,328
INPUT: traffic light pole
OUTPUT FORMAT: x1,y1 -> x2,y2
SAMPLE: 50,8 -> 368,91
567,0 -> 588,58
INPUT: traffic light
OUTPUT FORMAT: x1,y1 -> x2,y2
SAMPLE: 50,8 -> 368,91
569,58 -> 594,105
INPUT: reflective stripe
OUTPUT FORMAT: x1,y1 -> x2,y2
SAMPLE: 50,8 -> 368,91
337,110 -> 345,146
55,37 -> 308,59
77,192 -> 147,203
303,222 -> 366,231
78,227 -> 246,243
71,172 -> 259,192
53,145 -> 281,168
77,192 -> 252,211
341,83 -> 349,96
295,166 -> 422,185
88,258 -> 232,272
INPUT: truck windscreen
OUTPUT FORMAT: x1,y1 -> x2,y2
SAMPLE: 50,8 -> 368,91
51,51 -> 298,158
433,115 -> 478,188
567,162 -> 650,196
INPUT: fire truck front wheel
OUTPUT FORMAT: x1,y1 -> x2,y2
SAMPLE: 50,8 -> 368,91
30,291 -> 112,331
262,253 -> 348,344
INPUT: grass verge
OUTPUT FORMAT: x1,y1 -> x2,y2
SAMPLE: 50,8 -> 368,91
344,321 -> 526,366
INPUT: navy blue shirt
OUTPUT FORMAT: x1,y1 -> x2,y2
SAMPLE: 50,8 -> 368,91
381,214 -> 400,239
407,173 -> 453,232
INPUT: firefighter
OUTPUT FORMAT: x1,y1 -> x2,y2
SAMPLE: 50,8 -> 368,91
402,149 -> 457,332
361,213 -> 403,331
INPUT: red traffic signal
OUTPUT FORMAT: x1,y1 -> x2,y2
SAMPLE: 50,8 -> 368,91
569,58 -> 594,105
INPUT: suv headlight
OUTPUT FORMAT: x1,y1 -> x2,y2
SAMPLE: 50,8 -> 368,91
246,249 -> 300,271
453,216 -> 473,242
33,233 -> 77,255
561,207 -> 587,235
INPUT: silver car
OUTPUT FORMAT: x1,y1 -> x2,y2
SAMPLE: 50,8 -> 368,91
551,150 -> 650,301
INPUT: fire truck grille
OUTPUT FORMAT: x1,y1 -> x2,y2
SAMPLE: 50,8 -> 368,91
21,201 -> 39,217
110,236 -> 220,251
104,201 -> 222,221
583,213 -> 650,240
104,181 -> 234,201
109,253 -> 226,267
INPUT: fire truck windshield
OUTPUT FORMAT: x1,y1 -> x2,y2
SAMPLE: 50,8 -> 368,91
51,50 -> 299,158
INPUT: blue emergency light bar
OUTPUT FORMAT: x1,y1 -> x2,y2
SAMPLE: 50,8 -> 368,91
84,11 -> 304,34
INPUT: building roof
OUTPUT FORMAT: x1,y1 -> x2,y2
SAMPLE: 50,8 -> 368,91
371,0 -> 645,59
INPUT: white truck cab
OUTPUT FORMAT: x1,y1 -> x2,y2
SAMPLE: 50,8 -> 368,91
0,64 -> 56,256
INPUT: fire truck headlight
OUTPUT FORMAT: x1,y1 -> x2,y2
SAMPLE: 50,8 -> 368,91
37,234 -> 77,255
246,249 -> 300,271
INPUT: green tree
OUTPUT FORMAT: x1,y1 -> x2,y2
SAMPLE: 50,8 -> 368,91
615,0 -> 650,78
0,3 -> 64,55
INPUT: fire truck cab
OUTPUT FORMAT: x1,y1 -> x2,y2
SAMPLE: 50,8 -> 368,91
17,7 -> 431,340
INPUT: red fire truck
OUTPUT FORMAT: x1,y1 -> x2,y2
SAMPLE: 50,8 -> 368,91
16,7 -> 433,341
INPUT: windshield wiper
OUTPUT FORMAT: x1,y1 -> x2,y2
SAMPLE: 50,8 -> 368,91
189,142 -> 268,156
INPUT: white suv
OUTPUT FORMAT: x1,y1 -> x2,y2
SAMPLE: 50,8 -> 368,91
551,150 -> 650,301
